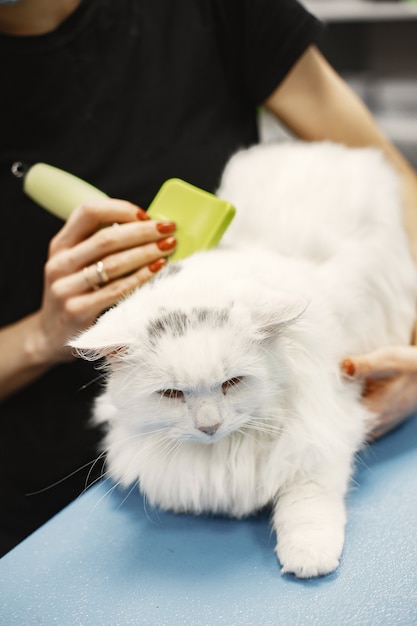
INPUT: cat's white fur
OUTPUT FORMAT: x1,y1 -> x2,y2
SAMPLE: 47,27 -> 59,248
71,142 -> 417,578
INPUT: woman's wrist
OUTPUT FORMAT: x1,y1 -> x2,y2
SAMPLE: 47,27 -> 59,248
23,311 -> 61,368
0,312 -> 67,402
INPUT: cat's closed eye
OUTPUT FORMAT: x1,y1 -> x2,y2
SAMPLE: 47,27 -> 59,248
156,377 -> 244,400
222,377 -> 244,394
157,389 -> 185,400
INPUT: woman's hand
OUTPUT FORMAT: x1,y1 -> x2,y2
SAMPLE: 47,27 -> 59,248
341,345 -> 417,439
40,198 -> 177,363
0,199 -> 176,401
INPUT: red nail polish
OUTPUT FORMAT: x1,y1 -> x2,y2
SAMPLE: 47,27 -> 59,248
137,208 -> 150,221
156,221 -> 176,235
157,236 -> 176,251
341,359 -> 355,377
149,258 -> 167,273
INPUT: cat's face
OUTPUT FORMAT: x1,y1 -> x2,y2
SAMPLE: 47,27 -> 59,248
70,256 -> 308,444
106,308 -> 278,444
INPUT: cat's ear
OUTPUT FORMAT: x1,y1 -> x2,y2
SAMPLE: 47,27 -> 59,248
68,313 -> 132,362
251,292 -> 308,338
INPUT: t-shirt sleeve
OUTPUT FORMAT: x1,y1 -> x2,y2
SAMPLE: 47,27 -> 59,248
215,0 -> 324,105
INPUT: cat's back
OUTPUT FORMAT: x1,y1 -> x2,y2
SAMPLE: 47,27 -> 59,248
218,141 -> 402,261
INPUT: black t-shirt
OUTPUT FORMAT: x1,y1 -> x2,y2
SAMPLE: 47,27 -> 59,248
0,0 -> 322,550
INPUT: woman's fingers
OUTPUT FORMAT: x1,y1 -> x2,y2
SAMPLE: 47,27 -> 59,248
46,220 -> 176,283
71,221 -> 176,272
341,345 -> 417,379
340,345 -> 417,440
52,237 -> 175,297
63,261 -> 167,325
89,237 -> 176,282
363,372 -> 417,439
49,199 -> 146,254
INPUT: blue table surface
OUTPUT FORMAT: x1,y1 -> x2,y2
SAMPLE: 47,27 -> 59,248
1,415 -> 417,626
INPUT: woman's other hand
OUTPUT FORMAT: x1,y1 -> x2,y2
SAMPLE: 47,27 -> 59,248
341,345 -> 417,439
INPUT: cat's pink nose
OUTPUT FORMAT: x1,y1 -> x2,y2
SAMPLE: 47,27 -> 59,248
198,423 -> 221,436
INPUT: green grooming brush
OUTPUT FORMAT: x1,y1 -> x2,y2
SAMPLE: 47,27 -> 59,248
18,162 -> 235,261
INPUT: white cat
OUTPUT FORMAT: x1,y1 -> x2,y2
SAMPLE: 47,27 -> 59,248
70,142 -> 417,578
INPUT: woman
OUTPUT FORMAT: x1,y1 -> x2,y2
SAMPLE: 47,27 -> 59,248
1,0 -> 416,555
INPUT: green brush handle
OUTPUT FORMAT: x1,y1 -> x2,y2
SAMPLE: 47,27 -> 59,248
23,162 -> 108,221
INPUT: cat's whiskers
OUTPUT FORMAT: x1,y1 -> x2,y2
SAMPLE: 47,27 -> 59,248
114,479 -> 141,512
24,454 -> 107,498
82,447 -> 110,493
243,419 -> 284,439
73,435 -> 148,501
143,432 -> 184,467
236,425 -> 259,443
86,477 -> 129,521
85,428 -> 168,495
116,432 -> 185,496
83,463 -> 115,496
77,371 -> 107,392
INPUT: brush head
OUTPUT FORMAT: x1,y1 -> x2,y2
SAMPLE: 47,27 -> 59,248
147,178 -> 235,260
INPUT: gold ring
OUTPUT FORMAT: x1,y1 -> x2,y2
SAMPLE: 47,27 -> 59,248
83,261 -> 110,291
83,266 -> 100,291
95,261 -> 110,285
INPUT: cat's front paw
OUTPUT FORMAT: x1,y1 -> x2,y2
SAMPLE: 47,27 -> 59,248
276,526 -> 344,579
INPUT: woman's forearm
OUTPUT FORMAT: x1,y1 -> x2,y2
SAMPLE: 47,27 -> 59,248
265,45 -> 417,264
0,312 -> 56,402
